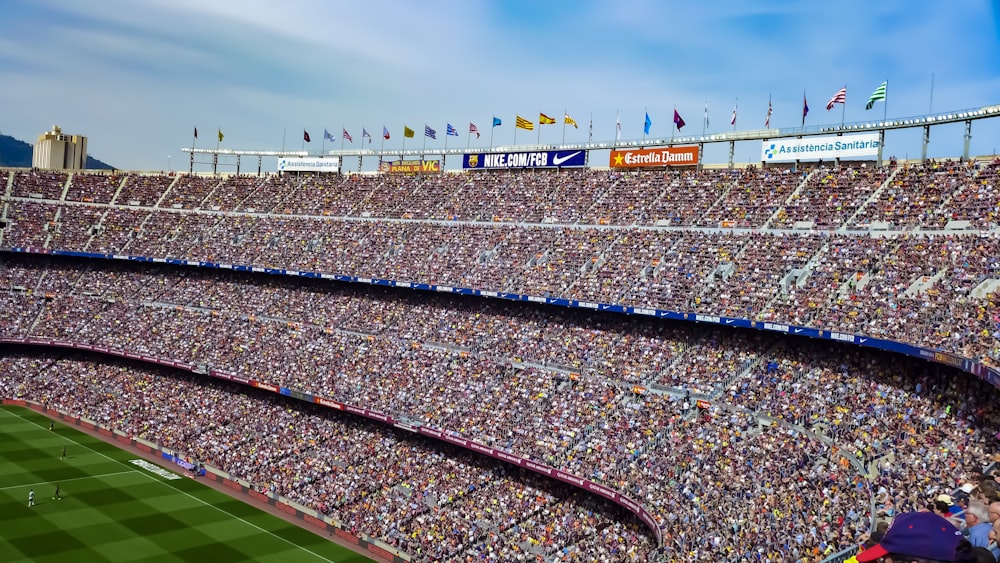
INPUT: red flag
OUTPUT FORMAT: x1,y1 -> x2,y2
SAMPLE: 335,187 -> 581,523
303,130 -> 311,142
826,87 -> 846,110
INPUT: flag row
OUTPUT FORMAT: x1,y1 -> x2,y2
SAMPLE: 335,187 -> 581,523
195,82 -> 890,146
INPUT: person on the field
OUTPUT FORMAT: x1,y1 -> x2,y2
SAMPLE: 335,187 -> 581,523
28,489 -> 35,507
53,483 -> 61,500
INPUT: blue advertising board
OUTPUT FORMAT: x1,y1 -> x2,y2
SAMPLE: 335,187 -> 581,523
463,150 -> 586,169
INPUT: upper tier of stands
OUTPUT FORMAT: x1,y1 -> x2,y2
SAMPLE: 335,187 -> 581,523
4,160 -> 997,228
2,161 -> 1000,368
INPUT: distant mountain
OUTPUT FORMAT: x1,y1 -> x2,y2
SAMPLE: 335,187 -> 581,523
0,133 -> 115,170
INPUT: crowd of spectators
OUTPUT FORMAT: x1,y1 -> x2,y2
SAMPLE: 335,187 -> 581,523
0,354 -> 656,562
4,161 -> 1000,365
9,170 -> 68,200
3,158 -> 1000,560
2,255 -> 999,561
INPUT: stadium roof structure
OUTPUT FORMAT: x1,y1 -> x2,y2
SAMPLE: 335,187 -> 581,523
181,103 -> 1000,172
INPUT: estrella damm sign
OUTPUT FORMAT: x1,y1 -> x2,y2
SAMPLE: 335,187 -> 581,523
609,146 -> 699,168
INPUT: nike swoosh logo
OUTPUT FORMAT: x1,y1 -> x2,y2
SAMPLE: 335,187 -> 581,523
552,151 -> 582,166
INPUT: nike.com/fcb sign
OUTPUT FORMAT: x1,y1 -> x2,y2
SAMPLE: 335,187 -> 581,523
462,150 -> 586,169
760,133 -> 881,162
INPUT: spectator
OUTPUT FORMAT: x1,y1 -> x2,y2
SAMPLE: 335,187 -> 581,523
855,511 -> 974,562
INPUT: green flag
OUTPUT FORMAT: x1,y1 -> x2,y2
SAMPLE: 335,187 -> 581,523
865,81 -> 887,110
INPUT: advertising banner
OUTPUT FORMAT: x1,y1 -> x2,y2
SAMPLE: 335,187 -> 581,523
379,159 -> 441,173
276,157 -> 340,173
609,146 -> 699,168
760,133 -> 880,162
462,150 -> 585,169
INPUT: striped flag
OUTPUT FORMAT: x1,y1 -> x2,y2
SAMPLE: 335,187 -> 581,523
539,112 -> 556,124
826,87 -> 846,110
866,81 -> 887,110
446,123 -> 459,136
564,113 -> 578,128
469,122 -> 480,138
424,124 -> 436,139
342,128 -> 352,142
515,115 -> 533,130
765,99 -> 772,128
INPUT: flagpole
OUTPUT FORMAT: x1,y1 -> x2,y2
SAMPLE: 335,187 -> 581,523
281,128 -> 286,153
561,109 -> 567,144
321,130 -> 326,154
802,91 -> 806,127
615,109 -> 620,148
883,80 -> 888,122
191,128 -> 196,173
513,115 -> 518,146
642,107 -> 647,142
536,114 -> 541,146
702,101 -> 707,136
490,119 -> 495,149
360,125 -> 366,170
841,84 -> 847,128
671,105 -> 675,142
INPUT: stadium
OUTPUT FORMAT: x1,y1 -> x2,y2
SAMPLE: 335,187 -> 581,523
2,95 -> 1000,563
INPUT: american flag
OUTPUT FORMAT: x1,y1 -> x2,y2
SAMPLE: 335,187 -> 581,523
342,128 -> 353,142
469,122 -> 480,138
446,123 -> 459,136
826,87 -> 846,110
424,125 -> 436,139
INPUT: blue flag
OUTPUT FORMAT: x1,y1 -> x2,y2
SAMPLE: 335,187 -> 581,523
492,116 -> 502,127
644,112 -> 652,135
446,123 -> 459,136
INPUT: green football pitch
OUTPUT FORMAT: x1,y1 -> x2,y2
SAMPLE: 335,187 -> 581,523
0,405 -> 375,563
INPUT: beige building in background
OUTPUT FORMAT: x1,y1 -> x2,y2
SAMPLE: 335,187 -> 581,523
32,125 -> 87,170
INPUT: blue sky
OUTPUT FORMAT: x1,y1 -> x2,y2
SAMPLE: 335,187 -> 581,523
1,0 -> 998,171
